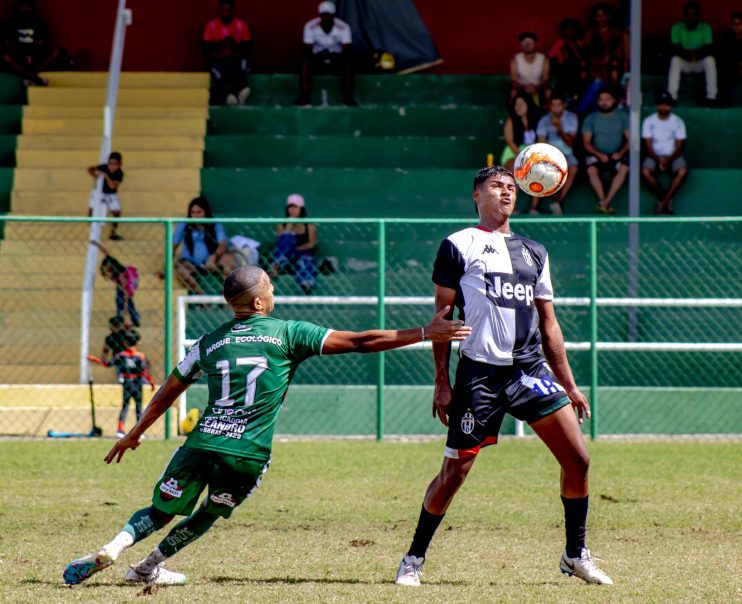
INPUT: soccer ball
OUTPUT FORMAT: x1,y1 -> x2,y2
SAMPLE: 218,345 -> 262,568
513,143 -> 568,197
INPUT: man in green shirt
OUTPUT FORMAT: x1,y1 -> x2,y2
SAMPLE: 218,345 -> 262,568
668,1 -> 717,105
62,266 -> 470,587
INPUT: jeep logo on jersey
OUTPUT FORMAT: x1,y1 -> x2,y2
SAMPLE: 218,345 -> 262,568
522,246 -> 533,267
482,245 -> 498,254
461,412 -> 475,435
231,324 -> 253,333
485,273 -> 535,307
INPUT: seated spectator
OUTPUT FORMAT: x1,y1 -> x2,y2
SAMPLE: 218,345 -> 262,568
87,151 -> 124,241
172,197 -> 238,295
548,18 -> 590,110
92,241 -> 140,328
0,0 -> 66,86
500,92 -> 541,214
668,1 -> 717,106
718,12 -> 742,107
536,91 -> 579,214
579,3 -> 628,114
581,87 -> 629,214
270,194 -> 317,295
296,1 -> 356,107
509,31 -> 550,106
641,91 -> 688,215
202,0 -> 252,106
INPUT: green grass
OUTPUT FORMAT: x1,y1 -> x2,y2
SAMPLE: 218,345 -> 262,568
0,439 -> 740,602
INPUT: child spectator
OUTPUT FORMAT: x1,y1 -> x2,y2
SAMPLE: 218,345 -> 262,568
536,91 -> 579,214
93,241 -> 140,327
582,87 -> 630,214
641,91 -> 688,215
548,18 -> 590,109
509,32 -> 550,106
101,316 -> 129,365
270,194 -> 318,294
296,2 -> 356,107
87,152 -> 124,241
89,329 -> 155,438
202,0 -> 252,106
717,12 -> 742,107
667,1 -> 717,105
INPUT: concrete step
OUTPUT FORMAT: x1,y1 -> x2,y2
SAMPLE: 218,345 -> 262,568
13,168 -> 200,191
0,253 -> 167,273
1,221 -> 165,241
0,307 -> 171,328
0,340 -> 167,366
27,87 -> 209,107
0,272 -> 172,290
17,134 -> 204,151
16,149 -> 203,169
0,383 -> 161,407
0,287 -> 169,310
22,118 -> 206,136
40,71 -> 210,89
23,106 -> 208,119
10,191 -> 196,216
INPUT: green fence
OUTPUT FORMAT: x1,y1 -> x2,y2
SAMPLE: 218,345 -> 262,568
0,216 -> 740,438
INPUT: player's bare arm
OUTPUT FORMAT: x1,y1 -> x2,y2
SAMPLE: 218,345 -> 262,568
104,375 -> 189,464
321,305 -> 470,355
536,299 -> 590,423
432,285 -> 457,426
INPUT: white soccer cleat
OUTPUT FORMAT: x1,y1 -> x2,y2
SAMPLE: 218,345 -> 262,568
63,549 -> 116,585
560,548 -> 613,585
395,555 -> 424,586
124,561 -> 186,585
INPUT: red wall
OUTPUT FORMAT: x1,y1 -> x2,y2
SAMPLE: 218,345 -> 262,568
0,0 -> 733,73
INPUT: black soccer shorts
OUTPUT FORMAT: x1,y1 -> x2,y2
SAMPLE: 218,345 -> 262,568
444,355 -> 571,458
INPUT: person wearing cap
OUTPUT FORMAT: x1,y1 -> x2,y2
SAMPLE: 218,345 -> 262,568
509,31 -> 550,106
296,1 -> 357,106
202,0 -> 253,106
270,194 -> 318,294
641,91 -> 688,215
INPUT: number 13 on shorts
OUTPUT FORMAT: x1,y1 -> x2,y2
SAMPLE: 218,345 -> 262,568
519,367 -> 565,397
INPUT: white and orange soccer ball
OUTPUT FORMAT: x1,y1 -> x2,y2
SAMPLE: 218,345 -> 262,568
513,143 -> 568,197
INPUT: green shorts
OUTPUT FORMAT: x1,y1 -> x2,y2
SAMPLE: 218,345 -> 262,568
152,446 -> 269,518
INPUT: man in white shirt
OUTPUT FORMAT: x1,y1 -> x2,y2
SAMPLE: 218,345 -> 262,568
296,1 -> 357,106
641,90 -> 688,215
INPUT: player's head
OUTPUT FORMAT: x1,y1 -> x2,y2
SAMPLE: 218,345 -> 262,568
473,166 -> 516,218
223,266 -> 274,315
109,316 -> 126,331
285,193 -> 307,218
124,329 -> 140,348
188,196 -> 213,220
108,152 -> 122,171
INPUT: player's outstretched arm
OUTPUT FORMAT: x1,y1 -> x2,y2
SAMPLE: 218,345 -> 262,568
104,374 -> 189,464
321,305 -> 471,355
536,299 -> 591,423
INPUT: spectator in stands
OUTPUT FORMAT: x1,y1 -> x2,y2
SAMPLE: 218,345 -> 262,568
0,0 -> 66,86
87,152 -> 124,241
548,18 -> 590,110
579,3 -> 628,114
270,194 -> 317,295
641,91 -> 688,215
667,1 -> 717,106
93,241 -> 141,328
500,92 -> 541,214
296,1 -> 357,107
202,0 -> 253,106
509,32 -> 550,106
172,197 -> 238,295
536,91 -> 579,215
582,87 -> 629,214
718,12 -> 742,107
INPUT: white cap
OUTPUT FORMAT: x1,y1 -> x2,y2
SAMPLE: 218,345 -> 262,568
318,1 -> 336,14
286,194 -> 305,208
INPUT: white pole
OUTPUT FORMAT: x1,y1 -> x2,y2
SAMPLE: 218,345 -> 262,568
79,0 -> 130,383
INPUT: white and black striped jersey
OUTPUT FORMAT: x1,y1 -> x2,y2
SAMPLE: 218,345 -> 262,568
432,226 -> 553,366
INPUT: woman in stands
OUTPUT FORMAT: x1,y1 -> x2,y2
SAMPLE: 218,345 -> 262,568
270,194 -> 317,295
171,197 -> 238,295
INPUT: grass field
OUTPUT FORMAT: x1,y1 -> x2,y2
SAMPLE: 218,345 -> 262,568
0,438 -> 740,603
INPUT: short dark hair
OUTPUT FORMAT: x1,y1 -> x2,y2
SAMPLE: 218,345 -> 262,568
550,89 -> 567,103
124,329 -> 140,347
598,86 -> 618,100
683,1 -> 700,14
109,316 -> 126,329
223,266 -> 265,304
108,152 -> 122,162
519,31 -> 537,42
473,166 -> 514,190
100,254 -> 125,278
730,11 -> 741,21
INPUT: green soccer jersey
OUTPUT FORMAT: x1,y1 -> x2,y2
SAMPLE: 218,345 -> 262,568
173,315 -> 331,462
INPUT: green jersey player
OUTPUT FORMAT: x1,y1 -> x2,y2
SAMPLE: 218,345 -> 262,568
63,266 -> 471,587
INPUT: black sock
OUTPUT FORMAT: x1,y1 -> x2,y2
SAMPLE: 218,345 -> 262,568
561,495 -> 588,558
407,505 -> 445,559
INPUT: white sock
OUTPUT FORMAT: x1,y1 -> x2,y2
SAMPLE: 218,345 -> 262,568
102,531 -> 134,559
137,547 -> 166,573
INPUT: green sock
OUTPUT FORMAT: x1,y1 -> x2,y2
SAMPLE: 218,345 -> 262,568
157,506 -> 219,557
123,506 -> 170,543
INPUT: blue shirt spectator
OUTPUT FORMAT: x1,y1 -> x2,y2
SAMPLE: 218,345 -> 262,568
174,221 -> 228,266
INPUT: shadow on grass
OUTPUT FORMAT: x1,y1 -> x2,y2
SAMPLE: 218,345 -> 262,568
211,575 -> 468,586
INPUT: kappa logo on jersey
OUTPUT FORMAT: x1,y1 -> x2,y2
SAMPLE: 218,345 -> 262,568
210,492 -> 237,508
461,411 -> 475,435
521,246 -> 534,267
231,324 -> 253,333
485,273 -> 535,307
159,477 -> 183,499
482,245 -> 498,254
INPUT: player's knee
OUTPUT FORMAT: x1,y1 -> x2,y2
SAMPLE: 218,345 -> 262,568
151,506 -> 175,525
